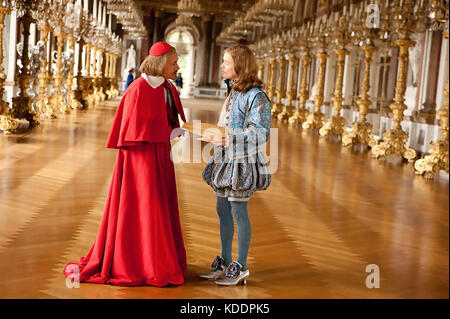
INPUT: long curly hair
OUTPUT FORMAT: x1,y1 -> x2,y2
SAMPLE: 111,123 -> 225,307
224,45 -> 264,92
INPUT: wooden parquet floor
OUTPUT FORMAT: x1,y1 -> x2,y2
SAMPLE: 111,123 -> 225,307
0,97 -> 448,299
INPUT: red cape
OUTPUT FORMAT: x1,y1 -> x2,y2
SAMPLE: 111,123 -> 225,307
106,77 -> 186,149
63,78 -> 187,287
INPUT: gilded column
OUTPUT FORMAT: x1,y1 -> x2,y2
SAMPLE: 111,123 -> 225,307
319,48 -> 348,138
302,52 -> 327,131
303,23 -> 328,131
35,21 -> 55,118
257,60 -> 264,82
97,48 -> 106,102
90,46 -> 99,104
289,54 -> 311,126
88,45 -> 100,106
51,30 -> 69,113
66,35 -> 82,110
73,38 -> 87,109
113,54 -> 119,97
0,5 -> 18,133
104,52 -> 112,99
272,56 -> 287,118
289,28 -> 312,126
109,54 -> 116,98
277,53 -> 298,122
267,58 -> 276,103
83,43 -> 94,108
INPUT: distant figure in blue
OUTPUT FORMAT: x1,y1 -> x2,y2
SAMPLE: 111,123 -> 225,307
125,68 -> 135,91
175,73 -> 183,94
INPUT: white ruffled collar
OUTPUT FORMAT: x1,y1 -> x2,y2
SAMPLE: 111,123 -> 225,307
141,73 -> 165,89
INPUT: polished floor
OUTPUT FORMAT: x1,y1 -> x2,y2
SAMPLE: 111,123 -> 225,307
0,97 -> 448,299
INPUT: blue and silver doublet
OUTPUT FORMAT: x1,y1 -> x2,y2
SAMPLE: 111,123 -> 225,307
202,87 -> 272,201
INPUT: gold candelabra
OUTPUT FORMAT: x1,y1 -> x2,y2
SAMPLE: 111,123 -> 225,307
267,58 -> 277,103
342,4 -> 379,147
83,44 -> 95,108
66,35 -> 82,110
289,25 -> 313,126
10,11 -> 40,130
51,30 -> 69,114
302,21 -> 329,132
277,52 -> 298,121
272,46 -> 288,118
371,0 -> 426,161
319,11 -> 351,139
35,21 -> 55,119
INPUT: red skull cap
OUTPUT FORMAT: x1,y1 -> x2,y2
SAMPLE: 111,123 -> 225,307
149,41 -> 174,56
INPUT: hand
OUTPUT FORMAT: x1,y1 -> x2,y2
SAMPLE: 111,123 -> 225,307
170,127 -> 185,140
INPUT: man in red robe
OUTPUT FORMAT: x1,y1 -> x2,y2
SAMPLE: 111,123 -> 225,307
63,42 -> 187,287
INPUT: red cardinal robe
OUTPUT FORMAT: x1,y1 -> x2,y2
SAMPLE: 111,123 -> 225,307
63,77 -> 187,287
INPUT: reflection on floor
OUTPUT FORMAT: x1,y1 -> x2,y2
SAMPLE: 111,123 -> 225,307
0,97 -> 448,299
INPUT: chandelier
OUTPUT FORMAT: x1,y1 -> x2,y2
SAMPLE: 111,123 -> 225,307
216,0 -> 295,45
261,0 -> 294,17
177,0 -> 202,17
106,0 -> 147,38
2,0 -> 39,17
